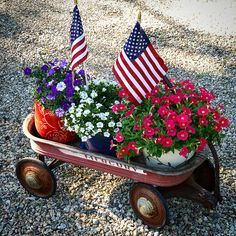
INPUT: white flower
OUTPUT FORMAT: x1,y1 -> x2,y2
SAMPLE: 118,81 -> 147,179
83,109 -> 91,116
114,100 -> 120,104
80,128 -> 85,133
80,91 -> 88,99
74,125 -> 79,132
104,132 -> 110,137
75,86 -> 80,91
86,122 -> 92,127
93,79 -> 100,85
56,82 -> 66,91
96,103 -> 103,109
114,128 -> 120,133
86,98 -> 94,104
76,112 -> 81,117
102,88 -> 107,92
81,136 -> 88,142
108,121 -> 115,127
97,122 -> 104,128
104,112 -> 109,116
116,122 -> 122,127
96,128 -> 102,133
91,90 -> 98,98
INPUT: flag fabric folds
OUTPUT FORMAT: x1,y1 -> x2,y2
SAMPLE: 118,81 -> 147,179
112,22 -> 168,104
70,5 -> 88,71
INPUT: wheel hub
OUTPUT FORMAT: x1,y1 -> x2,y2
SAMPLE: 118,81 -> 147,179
137,197 -> 155,218
25,171 -> 41,189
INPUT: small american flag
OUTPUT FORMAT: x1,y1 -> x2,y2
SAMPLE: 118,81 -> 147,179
112,22 -> 168,104
70,5 -> 88,71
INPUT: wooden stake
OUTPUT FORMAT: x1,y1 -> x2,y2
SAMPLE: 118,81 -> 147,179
74,0 -> 78,5
137,11 -> 142,23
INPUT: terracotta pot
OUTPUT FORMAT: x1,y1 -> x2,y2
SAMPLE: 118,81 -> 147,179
143,149 -> 195,169
34,101 -> 76,143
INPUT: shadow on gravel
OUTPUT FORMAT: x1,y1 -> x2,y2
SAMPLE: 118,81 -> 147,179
0,13 -> 22,39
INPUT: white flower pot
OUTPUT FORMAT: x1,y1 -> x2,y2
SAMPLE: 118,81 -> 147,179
143,149 -> 195,169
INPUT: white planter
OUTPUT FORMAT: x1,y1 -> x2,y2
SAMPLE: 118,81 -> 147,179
143,149 -> 195,169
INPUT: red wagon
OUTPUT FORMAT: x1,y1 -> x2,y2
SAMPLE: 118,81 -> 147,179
16,113 -> 222,228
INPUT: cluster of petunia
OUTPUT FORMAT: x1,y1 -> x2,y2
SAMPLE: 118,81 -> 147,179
111,79 -> 229,160
24,58 -> 84,116
63,79 -> 122,142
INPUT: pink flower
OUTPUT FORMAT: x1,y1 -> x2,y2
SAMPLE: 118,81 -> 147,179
176,113 -> 189,123
165,119 -> 175,129
178,122 -> 190,129
125,104 -> 135,118
200,88 -> 215,101
197,106 -> 209,116
110,140 -> 115,150
169,95 -> 182,104
199,117 -> 208,126
120,146 -> 129,155
117,103 -> 126,111
167,129 -> 176,137
142,119 -> 153,128
218,117 -> 229,128
151,86 -> 159,95
118,89 -> 127,98
179,146 -> 189,157
155,135 -> 164,144
112,104 -> 119,113
161,137 -> 173,147
177,130 -> 189,141
182,107 -> 191,116
115,132 -> 124,143
213,123 -> 222,132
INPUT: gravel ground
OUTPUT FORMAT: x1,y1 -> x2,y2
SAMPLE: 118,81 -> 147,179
0,0 -> 235,235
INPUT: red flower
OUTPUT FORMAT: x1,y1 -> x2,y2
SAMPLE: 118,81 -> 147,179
125,104 -> 135,118
200,88 -> 215,101
182,107 -> 192,116
165,119 -> 175,129
199,117 -> 208,126
158,106 -> 169,117
133,123 -> 140,131
142,119 -> 153,128
167,110 -> 177,120
178,122 -> 189,129
151,86 -> 159,95
118,89 -> 127,98
196,138 -> 207,153
177,130 -> 189,141
197,106 -> 209,116
117,103 -> 126,111
119,146 -> 130,157
128,141 -> 139,154
218,117 -> 229,128
112,104 -> 119,113
115,132 -> 124,143
167,128 -> 176,137
187,126 -> 196,134
161,137 -> 173,147
143,127 -> 156,139
179,146 -> 189,157
176,113 -> 189,123
211,109 -> 220,120
151,97 -> 160,104
169,95 -> 182,104
213,123 -> 222,132
155,135 -> 164,144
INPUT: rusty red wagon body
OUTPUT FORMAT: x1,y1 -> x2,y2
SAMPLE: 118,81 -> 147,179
16,113 -> 222,228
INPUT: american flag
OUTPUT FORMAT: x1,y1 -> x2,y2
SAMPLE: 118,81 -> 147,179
112,22 -> 168,104
70,5 -> 88,71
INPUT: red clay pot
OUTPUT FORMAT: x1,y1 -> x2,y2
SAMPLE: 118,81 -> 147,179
34,101 -> 76,143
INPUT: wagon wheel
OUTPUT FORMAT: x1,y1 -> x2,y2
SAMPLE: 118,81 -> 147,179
130,183 -> 168,228
193,159 -> 215,192
16,158 -> 57,198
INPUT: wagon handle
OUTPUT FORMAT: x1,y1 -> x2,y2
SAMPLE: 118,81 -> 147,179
207,141 -> 222,202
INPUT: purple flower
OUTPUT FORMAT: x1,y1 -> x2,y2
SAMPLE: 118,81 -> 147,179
42,78 -> 47,83
74,79 -> 82,86
24,67 -> 32,76
54,58 -> 59,63
51,85 -> 59,96
60,101 -> 69,111
64,72 -> 72,84
41,64 -> 49,72
36,87 -> 43,93
55,107 -> 65,117
59,59 -> 68,68
46,94 -> 55,100
46,80 -> 54,88
41,97 -> 46,104
48,68 -> 56,76
66,87 -> 74,97
77,69 -> 85,75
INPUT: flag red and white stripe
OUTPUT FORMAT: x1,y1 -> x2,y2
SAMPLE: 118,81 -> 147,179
112,22 -> 168,104
71,33 -> 88,71
70,5 -> 88,71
